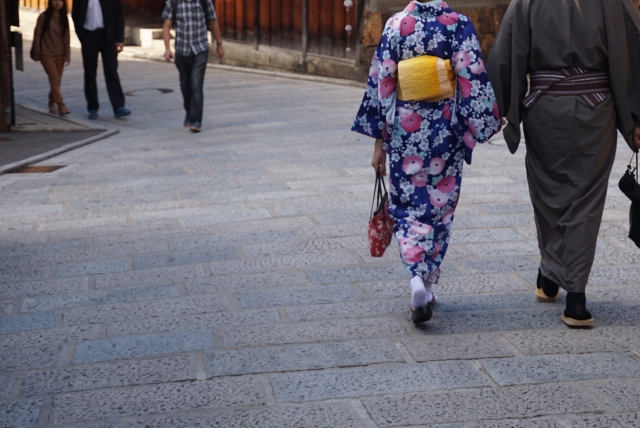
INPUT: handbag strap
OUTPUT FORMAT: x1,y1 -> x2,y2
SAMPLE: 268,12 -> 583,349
370,167 -> 381,220
370,167 -> 390,219
627,151 -> 639,182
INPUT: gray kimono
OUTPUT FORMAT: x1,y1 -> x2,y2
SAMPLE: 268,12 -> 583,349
487,0 -> 640,292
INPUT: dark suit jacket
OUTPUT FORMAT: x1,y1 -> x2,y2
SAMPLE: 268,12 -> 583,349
72,0 -> 124,43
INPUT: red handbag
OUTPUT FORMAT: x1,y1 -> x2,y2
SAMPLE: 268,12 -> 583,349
368,168 -> 394,257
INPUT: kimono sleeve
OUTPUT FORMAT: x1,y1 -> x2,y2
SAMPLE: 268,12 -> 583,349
606,0 -> 640,151
450,18 -> 501,163
486,0 -> 530,154
351,23 -> 399,145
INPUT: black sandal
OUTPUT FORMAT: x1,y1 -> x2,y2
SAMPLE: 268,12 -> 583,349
410,304 -> 433,324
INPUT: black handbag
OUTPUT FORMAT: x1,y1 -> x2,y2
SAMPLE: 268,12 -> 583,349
618,152 -> 640,248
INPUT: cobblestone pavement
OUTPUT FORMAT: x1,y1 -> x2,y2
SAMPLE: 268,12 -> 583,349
2,51 -> 640,428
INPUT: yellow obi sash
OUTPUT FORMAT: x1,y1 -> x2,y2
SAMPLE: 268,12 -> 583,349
397,56 -> 455,102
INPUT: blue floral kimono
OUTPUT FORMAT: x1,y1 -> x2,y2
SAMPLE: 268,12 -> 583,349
352,0 -> 500,282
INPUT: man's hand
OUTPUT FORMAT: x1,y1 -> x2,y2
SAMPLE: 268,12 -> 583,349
216,44 -> 225,58
164,49 -> 174,62
116,43 -> 124,53
372,138 -> 387,176
634,127 -> 640,151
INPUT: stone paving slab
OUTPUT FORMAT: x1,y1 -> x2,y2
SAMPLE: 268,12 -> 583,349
360,273 -> 530,298
123,402 -> 365,428
223,317 -> 406,348
0,266 -> 53,285
306,265 -> 414,284
420,308 -> 564,335
0,399 -> 41,428
565,413 -> 640,427
0,374 -> 15,399
481,352 -> 640,386
285,297 -> 406,321
473,419 -> 565,428
234,284 -> 361,308
21,355 -> 196,396
270,361 -> 489,402
588,378 -> 640,412
21,284 -> 179,312
503,326 -> 640,356
0,311 -> 56,334
29,241 -> 168,266
93,265 -> 207,289
206,339 -> 404,376
0,345 -> 67,371
0,325 -> 102,352
73,330 -> 214,363
460,257 -> 540,274
211,250 -> 361,276
402,334 -> 515,362
132,247 -> 240,270
184,271 -> 308,294
64,294 -> 229,326
168,230 -> 301,251
0,240 -> 80,258
49,377 -> 267,424
107,309 -> 280,336
241,236 -> 367,258
362,384 -> 603,426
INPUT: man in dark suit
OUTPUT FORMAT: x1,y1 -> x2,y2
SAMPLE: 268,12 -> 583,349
72,0 -> 130,119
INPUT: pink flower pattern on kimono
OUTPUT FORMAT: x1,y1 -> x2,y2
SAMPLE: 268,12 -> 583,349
352,0 -> 499,279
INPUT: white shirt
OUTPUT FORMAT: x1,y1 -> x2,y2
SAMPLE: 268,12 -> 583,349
84,0 -> 104,31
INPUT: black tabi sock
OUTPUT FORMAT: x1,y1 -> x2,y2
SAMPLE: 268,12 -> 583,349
565,292 -> 592,321
537,269 -> 560,298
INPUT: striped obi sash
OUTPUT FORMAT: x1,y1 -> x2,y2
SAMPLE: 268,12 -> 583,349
522,68 -> 610,109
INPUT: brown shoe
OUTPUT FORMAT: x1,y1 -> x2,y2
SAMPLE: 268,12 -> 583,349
48,102 -> 57,114
58,105 -> 71,116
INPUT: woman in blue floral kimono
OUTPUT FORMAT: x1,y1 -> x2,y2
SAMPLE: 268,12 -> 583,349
352,0 -> 500,323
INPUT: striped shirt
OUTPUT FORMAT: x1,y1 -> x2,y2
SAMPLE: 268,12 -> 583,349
162,0 -> 217,57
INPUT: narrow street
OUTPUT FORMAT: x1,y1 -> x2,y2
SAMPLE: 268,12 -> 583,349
1,49 -> 640,427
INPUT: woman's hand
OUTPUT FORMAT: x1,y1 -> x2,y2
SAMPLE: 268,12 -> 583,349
371,138 -> 387,176
634,127 -> 640,151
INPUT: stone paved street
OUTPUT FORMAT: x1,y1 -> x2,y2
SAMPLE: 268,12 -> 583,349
2,50 -> 640,427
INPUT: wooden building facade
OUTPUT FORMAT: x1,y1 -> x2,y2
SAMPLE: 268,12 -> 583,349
214,0 -> 361,60
19,0 -> 362,60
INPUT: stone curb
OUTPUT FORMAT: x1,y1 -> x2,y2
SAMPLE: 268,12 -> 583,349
0,129 -> 119,175
14,104 -> 108,132
119,50 -> 366,89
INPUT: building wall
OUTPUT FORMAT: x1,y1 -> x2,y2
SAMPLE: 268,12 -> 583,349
359,0 -> 510,69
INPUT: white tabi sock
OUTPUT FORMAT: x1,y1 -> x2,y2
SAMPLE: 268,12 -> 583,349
423,282 -> 433,303
410,276 -> 426,309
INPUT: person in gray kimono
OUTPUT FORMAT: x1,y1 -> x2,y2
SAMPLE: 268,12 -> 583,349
487,0 -> 640,328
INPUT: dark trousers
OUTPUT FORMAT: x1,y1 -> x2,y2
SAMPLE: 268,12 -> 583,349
175,49 -> 208,123
80,29 -> 125,113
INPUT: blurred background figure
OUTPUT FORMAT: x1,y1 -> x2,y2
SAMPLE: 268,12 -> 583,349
30,0 -> 71,116
162,0 -> 224,133
72,0 -> 130,120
